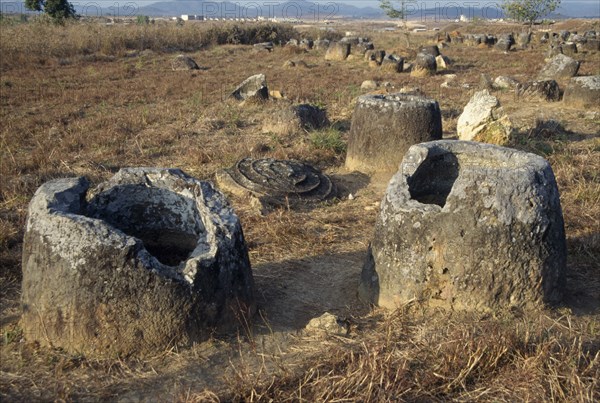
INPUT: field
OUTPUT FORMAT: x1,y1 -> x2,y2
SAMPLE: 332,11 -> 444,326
1,17 -> 599,401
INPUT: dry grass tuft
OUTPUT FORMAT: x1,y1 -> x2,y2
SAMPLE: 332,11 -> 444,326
227,308 -> 599,402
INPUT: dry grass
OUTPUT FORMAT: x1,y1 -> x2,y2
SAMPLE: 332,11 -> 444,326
227,307 -> 599,402
1,17 -> 599,402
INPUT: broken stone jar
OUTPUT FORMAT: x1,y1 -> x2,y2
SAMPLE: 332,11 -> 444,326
359,140 -> 566,312
21,168 -> 255,357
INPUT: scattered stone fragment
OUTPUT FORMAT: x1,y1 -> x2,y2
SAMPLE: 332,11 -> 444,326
216,158 -> 336,207
538,54 -> 580,80
516,80 -> 561,102
359,141 -> 567,312
305,312 -> 349,335
457,89 -> 514,144
231,74 -> 269,101
269,89 -> 284,99
440,74 -> 458,88
253,42 -> 274,52
345,93 -> 442,173
493,76 -> 520,90
171,54 -> 200,71
262,104 -> 329,134
361,80 -> 379,90
435,55 -> 451,70
563,75 -> 600,107
21,168 -> 256,357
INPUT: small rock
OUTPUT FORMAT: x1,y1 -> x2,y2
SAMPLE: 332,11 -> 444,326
171,54 -> 200,71
231,74 -> 269,101
493,76 -> 520,90
305,312 -> 348,335
254,42 -> 274,51
361,80 -> 379,90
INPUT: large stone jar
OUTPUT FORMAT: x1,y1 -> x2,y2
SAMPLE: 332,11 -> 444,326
359,141 -> 566,311
345,93 -> 442,174
21,168 -> 255,357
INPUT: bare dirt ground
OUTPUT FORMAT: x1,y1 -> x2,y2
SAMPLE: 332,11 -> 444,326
1,18 -> 599,401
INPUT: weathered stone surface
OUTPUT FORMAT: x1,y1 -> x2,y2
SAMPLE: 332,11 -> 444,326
538,54 -> 580,80
495,34 -> 514,51
581,39 -> 600,51
359,140 -> 566,312
340,36 -> 360,45
216,158 -> 335,207
517,32 -> 531,48
21,168 -> 256,357
419,45 -> 440,56
314,39 -> 330,50
493,75 -> 520,90
354,41 -> 375,55
516,80 -> 561,102
457,90 -> 514,145
345,93 -> 442,174
381,55 -> 404,72
171,55 -> 200,71
325,41 -> 351,61
563,75 -> 600,107
562,42 -> 578,56
253,42 -> 274,51
299,39 -> 314,50
545,43 -> 563,59
435,55 -> 451,70
305,312 -> 348,335
262,103 -> 329,134
231,74 -> 269,101
411,53 -> 437,77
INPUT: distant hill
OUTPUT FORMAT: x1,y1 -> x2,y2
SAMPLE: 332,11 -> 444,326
134,0 -> 384,19
1,0 -> 598,19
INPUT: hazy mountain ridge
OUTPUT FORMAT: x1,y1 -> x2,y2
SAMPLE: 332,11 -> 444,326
1,0 -> 598,19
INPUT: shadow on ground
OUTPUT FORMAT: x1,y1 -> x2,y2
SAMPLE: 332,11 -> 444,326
252,250 -> 370,333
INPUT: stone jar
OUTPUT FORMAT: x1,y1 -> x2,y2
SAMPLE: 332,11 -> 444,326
21,168 -> 256,357
359,141 -> 566,312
